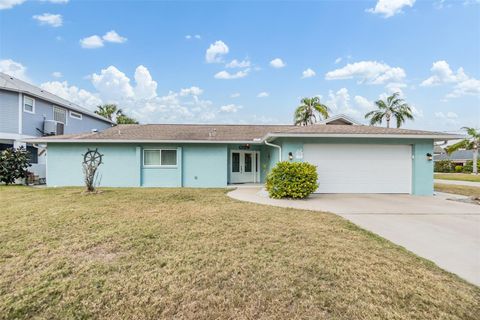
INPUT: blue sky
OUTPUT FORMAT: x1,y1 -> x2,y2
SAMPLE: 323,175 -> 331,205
0,0 -> 479,132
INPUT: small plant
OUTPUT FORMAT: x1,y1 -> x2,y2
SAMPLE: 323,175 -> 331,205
434,160 -> 454,173
454,165 -> 463,173
0,146 -> 31,185
462,160 -> 480,174
266,161 -> 318,199
82,149 -> 103,192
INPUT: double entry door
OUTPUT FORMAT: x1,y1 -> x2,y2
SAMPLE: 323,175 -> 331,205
230,150 -> 260,184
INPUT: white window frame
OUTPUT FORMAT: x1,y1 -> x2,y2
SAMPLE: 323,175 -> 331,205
23,96 -> 35,114
69,111 -> 83,120
143,149 -> 178,167
53,105 -> 67,125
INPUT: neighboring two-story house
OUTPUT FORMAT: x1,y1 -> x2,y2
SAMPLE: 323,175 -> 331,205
0,72 -> 114,181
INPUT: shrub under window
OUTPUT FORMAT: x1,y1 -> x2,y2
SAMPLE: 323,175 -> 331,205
266,161 -> 318,199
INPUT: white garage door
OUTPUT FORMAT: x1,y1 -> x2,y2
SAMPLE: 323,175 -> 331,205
303,144 -> 412,194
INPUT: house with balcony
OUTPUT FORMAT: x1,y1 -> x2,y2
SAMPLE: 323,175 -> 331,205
0,72 -> 114,181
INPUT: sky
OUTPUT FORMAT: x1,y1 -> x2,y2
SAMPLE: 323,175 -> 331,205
0,0 -> 479,132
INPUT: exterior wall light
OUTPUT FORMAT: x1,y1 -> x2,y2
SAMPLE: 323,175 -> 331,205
426,153 -> 433,161
288,152 -> 293,161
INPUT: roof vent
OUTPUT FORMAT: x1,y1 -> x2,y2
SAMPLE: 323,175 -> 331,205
208,128 -> 217,137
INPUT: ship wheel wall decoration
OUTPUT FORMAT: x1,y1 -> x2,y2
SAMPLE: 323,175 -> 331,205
83,148 -> 103,167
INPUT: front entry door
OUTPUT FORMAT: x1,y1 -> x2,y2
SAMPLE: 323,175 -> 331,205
230,151 -> 259,183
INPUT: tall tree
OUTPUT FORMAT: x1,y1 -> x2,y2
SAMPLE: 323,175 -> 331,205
95,104 -> 138,124
446,127 -> 479,175
365,92 -> 414,128
294,97 -> 329,126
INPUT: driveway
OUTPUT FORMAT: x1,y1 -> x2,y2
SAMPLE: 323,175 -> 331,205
228,188 -> 480,286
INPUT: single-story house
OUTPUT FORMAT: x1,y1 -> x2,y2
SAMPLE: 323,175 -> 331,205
27,115 -> 460,195
434,149 -> 474,166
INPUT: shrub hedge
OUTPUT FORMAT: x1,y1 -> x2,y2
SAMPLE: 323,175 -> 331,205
266,161 -> 318,199
434,160 -> 454,173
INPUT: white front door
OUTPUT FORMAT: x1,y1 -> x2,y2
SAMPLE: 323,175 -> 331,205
230,151 -> 260,183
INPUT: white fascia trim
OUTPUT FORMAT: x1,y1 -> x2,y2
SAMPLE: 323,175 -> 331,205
22,139 -> 264,144
264,133 -> 465,141
0,132 -> 37,141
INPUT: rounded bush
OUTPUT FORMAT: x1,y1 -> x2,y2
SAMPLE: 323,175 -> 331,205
454,165 -> 463,173
265,161 -> 318,199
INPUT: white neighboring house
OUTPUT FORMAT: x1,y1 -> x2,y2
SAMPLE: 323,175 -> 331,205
0,73 -> 114,181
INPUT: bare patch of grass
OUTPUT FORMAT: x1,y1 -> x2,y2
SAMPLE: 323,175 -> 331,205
435,183 -> 480,199
0,186 -> 479,319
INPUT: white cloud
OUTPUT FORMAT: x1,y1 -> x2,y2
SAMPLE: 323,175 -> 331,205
52,71 -> 62,78
434,111 -> 459,126
33,13 -> 63,27
230,92 -> 240,98
325,61 -> 406,86
367,0 -> 416,18
205,40 -> 229,63
214,69 -> 249,80
354,95 -> 374,111
180,86 -> 203,96
334,57 -> 342,64
0,0 -> 26,10
220,104 -> 242,113
326,88 -> 358,116
91,66 -> 135,100
0,59 -> 28,81
133,65 -> 157,99
80,31 -> 127,48
421,60 -> 480,98
79,35 -> 104,49
185,34 -> 201,40
225,59 -> 251,68
103,30 -> 127,43
40,81 -> 102,110
302,68 -> 316,79
257,91 -> 269,98
269,58 -> 286,68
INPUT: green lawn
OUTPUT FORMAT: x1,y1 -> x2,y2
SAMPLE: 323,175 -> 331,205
435,173 -> 480,182
0,187 -> 478,319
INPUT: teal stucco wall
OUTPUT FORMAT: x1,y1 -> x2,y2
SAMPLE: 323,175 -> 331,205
275,137 -> 435,195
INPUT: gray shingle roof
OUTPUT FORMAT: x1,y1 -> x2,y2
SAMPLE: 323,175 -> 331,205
27,123 -> 462,143
0,72 -> 114,124
434,150 -> 474,161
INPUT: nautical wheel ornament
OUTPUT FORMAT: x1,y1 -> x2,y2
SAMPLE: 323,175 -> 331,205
83,148 -> 103,167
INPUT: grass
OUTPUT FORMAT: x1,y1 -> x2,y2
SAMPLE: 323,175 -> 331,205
435,173 -> 480,182
435,183 -> 480,198
0,187 -> 479,320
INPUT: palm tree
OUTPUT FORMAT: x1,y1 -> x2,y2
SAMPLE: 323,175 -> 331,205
446,127 -> 479,175
365,92 -> 414,128
294,97 -> 329,126
95,104 -> 122,121
95,104 -> 138,124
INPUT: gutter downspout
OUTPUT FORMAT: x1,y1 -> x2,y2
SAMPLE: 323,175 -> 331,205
264,140 -> 282,162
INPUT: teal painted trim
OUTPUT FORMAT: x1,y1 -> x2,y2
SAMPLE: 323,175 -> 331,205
412,142 -> 434,195
135,146 -> 141,187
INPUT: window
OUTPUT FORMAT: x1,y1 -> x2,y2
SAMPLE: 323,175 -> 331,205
70,111 -> 83,120
23,96 -> 35,113
53,106 -> 67,124
143,149 -> 177,167
26,146 -> 38,164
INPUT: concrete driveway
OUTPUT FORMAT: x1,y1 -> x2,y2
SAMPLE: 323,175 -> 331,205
228,188 -> 480,286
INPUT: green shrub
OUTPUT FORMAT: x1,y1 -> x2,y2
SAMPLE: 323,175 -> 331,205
454,165 -> 463,173
0,146 -> 31,185
434,160 -> 454,173
266,161 -> 318,199
462,160 -> 480,173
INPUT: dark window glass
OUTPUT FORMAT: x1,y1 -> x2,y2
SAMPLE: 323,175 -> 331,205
27,146 -> 38,164
232,152 -> 240,172
244,153 -> 252,172
255,154 -> 258,172
161,150 -> 177,166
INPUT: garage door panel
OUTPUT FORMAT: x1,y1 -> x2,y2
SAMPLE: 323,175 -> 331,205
303,144 -> 412,194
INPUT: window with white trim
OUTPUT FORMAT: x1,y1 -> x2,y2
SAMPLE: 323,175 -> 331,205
23,96 -> 35,113
143,149 -> 177,166
70,111 -> 83,120
53,106 -> 67,124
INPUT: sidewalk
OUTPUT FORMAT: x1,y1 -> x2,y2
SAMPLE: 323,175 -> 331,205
435,179 -> 480,187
